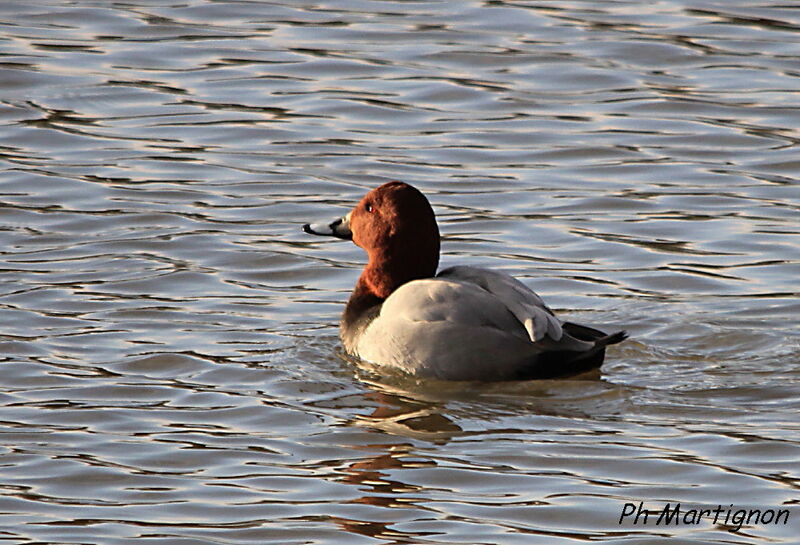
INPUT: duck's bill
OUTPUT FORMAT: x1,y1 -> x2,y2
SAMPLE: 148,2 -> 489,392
303,213 -> 352,240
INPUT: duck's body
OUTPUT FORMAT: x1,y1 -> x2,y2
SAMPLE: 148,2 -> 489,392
304,181 -> 626,381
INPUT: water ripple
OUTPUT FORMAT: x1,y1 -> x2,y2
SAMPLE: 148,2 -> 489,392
0,1 -> 798,544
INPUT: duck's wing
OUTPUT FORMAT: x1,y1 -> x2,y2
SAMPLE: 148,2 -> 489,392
436,266 -> 592,351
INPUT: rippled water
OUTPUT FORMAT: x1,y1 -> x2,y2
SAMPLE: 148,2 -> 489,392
1,1 -> 798,543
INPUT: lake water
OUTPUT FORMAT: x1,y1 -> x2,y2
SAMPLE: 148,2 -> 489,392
1,1 -> 798,543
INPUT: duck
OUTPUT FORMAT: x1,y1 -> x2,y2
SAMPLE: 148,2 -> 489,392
303,181 -> 626,381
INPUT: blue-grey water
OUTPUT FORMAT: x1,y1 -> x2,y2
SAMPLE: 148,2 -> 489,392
1,1 -> 798,544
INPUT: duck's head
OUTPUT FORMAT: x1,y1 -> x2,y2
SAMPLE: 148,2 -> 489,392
304,181 -> 440,297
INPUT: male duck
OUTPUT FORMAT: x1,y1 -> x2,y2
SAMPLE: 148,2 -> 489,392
304,181 -> 626,381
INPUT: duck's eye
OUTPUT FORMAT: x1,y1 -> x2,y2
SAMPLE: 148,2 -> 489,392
365,203 -> 373,213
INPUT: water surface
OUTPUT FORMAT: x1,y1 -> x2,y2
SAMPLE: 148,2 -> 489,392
0,1 -> 798,544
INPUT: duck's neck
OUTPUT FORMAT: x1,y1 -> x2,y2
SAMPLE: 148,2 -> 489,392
340,275 -> 382,354
341,248 -> 438,348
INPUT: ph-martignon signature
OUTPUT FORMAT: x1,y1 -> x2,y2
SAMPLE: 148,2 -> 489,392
619,502 -> 791,532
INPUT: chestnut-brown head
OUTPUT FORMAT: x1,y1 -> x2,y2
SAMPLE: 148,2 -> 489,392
304,181 -> 440,298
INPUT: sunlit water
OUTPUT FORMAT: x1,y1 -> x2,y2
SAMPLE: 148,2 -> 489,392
1,1 -> 798,544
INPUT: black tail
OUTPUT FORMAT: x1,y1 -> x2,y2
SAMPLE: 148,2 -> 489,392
515,323 -> 628,380
595,330 -> 628,348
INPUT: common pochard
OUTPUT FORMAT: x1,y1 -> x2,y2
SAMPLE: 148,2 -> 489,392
304,181 -> 626,381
